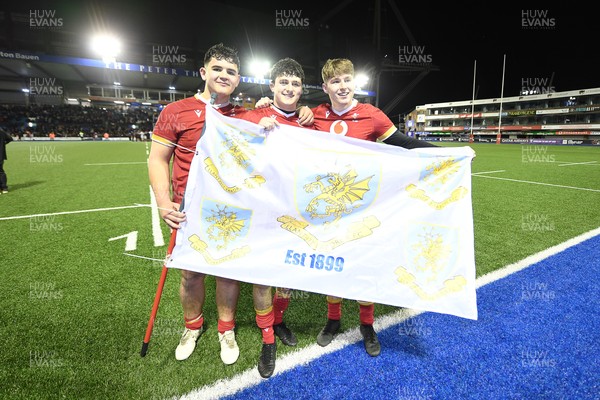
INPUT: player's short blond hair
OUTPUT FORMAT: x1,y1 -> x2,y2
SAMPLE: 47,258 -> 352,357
321,58 -> 354,83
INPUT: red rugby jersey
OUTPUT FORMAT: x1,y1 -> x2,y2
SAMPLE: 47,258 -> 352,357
151,95 -> 246,203
312,100 -> 397,142
238,105 -> 315,128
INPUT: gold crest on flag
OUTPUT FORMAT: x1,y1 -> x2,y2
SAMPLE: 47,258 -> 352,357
278,150 -> 382,252
406,156 -> 468,209
188,199 -> 252,264
395,224 -> 466,300
204,124 -> 266,193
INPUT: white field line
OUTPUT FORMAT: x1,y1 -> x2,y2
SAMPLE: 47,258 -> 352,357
84,162 -> 147,166
471,170 -> 506,175
557,161 -> 598,167
0,204 -> 148,221
472,174 -> 600,192
149,186 -> 165,247
178,226 -> 600,400
123,253 -> 164,262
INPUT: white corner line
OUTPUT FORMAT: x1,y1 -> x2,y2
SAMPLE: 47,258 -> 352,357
0,204 -> 148,221
557,161 -> 598,167
471,170 -> 506,175
472,174 -> 600,192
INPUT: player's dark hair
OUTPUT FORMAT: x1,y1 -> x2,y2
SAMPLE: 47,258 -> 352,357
204,43 -> 240,69
270,58 -> 305,82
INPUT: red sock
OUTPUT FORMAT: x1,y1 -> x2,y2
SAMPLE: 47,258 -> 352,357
184,313 -> 204,330
326,296 -> 342,320
273,290 -> 290,325
359,303 -> 374,325
217,318 -> 235,334
255,306 -> 275,344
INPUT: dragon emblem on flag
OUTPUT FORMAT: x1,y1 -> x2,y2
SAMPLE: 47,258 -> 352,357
204,125 -> 266,193
188,200 -> 251,264
278,154 -> 382,252
304,169 -> 373,224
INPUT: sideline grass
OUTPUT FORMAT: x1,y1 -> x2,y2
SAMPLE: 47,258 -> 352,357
0,141 -> 598,399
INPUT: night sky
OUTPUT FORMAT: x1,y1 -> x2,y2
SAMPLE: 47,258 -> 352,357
5,1 -> 600,117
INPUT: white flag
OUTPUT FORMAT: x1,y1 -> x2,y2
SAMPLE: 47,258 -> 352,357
168,106 -> 478,320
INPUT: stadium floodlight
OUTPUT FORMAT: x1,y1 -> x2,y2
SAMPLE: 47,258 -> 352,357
355,73 -> 369,90
168,86 -> 175,90
91,34 -> 121,63
248,60 -> 271,79
22,88 -> 30,93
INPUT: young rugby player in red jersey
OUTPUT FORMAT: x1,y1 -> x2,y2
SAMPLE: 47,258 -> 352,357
312,58 -> 438,357
148,43 -> 246,367
240,58 -> 314,132
239,57 -> 315,378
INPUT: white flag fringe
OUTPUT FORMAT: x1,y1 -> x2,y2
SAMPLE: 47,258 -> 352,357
168,106 -> 478,319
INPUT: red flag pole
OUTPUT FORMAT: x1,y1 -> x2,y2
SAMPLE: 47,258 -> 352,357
140,229 -> 177,357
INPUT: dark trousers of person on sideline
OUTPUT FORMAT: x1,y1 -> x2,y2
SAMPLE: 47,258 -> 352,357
0,160 -> 7,190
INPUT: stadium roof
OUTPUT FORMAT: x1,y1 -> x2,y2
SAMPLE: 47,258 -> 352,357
1,49 -> 374,106
0,2 -> 427,111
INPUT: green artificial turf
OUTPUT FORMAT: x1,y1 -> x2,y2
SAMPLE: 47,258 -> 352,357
0,141 -> 598,399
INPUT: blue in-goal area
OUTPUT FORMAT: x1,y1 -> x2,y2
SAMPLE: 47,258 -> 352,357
224,234 -> 600,400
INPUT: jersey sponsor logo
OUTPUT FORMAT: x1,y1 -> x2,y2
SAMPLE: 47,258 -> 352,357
194,110 -> 202,118
330,120 -> 348,135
